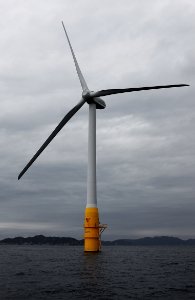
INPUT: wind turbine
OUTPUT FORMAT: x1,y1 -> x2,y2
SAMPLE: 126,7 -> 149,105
18,22 -> 189,252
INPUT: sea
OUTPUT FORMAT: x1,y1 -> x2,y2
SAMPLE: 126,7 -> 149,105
0,245 -> 195,299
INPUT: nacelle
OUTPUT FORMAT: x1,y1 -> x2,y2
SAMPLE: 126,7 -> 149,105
92,97 -> 106,109
82,90 -> 106,109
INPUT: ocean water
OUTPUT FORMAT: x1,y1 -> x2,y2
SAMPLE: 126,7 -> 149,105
0,245 -> 195,299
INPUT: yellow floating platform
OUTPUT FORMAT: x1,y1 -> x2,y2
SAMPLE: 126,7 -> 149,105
84,207 -> 107,252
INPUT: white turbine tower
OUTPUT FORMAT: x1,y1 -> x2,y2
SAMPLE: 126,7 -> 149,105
18,22 -> 189,252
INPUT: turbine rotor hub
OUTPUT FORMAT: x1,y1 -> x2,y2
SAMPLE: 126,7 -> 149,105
82,90 -> 92,100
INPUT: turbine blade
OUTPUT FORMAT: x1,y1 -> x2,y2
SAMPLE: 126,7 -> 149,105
18,98 -> 86,180
91,84 -> 189,97
62,21 -> 88,91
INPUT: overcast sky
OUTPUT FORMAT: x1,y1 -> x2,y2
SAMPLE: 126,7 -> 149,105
0,0 -> 194,240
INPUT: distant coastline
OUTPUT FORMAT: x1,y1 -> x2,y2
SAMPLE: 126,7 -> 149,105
0,235 -> 195,246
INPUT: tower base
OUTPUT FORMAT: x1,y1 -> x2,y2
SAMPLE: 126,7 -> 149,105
84,207 -> 107,252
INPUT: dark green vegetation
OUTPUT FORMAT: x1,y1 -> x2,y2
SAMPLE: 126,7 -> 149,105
0,235 -> 195,246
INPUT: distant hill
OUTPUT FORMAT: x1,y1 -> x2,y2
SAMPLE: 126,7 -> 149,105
0,235 -> 82,246
0,235 -> 195,246
107,236 -> 195,246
